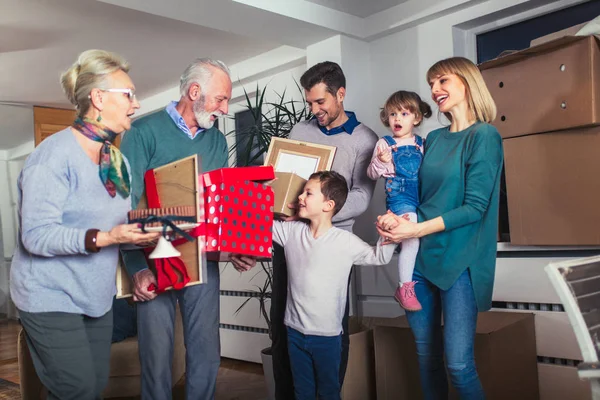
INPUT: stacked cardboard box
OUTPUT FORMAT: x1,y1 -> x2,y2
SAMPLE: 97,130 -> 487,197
372,312 -> 538,400
480,34 -> 600,245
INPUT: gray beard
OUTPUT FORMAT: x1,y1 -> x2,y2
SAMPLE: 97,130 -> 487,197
193,96 -> 219,129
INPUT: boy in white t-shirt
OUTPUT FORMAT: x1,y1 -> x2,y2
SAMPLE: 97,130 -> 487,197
267,171 -> 395,400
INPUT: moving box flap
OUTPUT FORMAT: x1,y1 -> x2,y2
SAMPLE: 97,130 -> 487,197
480,35 -> 597,70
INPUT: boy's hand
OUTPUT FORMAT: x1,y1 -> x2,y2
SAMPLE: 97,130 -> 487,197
279,202 -> 300,222
377,146 -> 392,164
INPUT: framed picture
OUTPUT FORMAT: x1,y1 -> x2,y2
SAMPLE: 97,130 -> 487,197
264,137 -> 336,179
116,155 -> 205,298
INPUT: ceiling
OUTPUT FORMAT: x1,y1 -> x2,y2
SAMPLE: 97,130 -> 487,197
305,0 -> 409,18
0,0 -> 491,151
0,0 -> 279,108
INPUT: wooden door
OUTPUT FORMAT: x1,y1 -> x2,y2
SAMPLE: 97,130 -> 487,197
33,106 -> 121,147
33,106 -> 76,146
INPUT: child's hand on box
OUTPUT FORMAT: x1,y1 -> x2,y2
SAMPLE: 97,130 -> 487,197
277,202 -> 300,222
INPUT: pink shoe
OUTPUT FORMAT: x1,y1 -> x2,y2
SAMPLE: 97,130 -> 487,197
394,282 -> 422,311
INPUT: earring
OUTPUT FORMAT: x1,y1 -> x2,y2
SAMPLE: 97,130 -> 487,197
96,113 -> 102,123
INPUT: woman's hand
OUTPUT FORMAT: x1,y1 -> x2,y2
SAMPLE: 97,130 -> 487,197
96,223 -> 161,247
376,211 -> 418,244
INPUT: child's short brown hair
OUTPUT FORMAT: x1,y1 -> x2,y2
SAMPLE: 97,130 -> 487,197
380,90 -> 432,127
308,171 -> 348,215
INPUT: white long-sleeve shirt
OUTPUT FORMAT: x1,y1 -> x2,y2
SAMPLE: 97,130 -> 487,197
272,220 -> 395,336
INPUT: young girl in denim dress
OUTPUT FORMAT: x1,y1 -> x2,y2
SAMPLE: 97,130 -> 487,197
367,91 -> 431,311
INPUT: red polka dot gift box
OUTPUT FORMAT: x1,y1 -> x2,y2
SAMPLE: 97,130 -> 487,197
201,166 -> 275,261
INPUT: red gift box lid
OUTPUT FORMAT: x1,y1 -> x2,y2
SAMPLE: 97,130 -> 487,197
202,166 -> 275,187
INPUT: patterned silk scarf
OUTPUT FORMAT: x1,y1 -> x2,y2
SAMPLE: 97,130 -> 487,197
72,117 -> 131,198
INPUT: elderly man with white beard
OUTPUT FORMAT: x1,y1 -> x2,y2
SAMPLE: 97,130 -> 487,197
120,58 -> 256,400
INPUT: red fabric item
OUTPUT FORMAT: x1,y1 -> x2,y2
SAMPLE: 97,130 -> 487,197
143,169 -> 197,293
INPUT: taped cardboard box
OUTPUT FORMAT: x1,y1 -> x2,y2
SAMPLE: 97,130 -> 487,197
270,172 -> 306,216
373,312 -> 538,400
504,125 -> 600,245
480,35 -> 600,139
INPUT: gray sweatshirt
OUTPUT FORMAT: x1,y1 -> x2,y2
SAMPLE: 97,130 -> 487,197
272,220 -> 395,336
289,117 -> 378,232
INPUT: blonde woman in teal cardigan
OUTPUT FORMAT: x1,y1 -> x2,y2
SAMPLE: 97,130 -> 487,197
377,57 -> 503,400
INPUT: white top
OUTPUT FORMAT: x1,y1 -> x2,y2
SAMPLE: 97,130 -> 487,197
272,220 -> 395,336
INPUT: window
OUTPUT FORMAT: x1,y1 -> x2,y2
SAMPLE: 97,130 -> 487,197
234,109 -> 263,167
477,1 -> 600,63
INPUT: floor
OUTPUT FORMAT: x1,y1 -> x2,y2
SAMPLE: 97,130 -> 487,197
0,319 -> 268,400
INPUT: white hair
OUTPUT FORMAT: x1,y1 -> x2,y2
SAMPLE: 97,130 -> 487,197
179,58 -> 230,97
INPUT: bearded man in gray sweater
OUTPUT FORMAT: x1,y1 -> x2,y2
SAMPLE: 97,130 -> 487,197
270,61 -> 379,399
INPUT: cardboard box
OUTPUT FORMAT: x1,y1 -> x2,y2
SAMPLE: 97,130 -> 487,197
202,166 -> 275,261
340,317 -> 377,400
530,22 -> 588,47
480,36 -> 600,139
269,172 -> 306,216
504,126 -> 600,245
373,312 -> 538,400
264,137 -> 336,216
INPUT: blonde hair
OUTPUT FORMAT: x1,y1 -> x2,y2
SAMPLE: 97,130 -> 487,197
426,57 -> 496,123
60,49 -> 130,117
380,90 -> 432,128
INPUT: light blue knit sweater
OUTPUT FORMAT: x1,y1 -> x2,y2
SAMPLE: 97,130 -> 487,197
10,128 -> 131,317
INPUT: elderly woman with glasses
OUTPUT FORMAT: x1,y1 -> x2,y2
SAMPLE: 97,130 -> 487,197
10,49 -> 159,400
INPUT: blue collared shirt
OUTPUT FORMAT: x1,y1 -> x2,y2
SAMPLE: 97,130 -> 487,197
315,111 -> 360,136
165,101 -> 204,139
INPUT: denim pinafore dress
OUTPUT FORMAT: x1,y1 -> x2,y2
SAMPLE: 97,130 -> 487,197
383,135 -> 423,216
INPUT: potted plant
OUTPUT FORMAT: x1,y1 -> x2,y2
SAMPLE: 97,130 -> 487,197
227,82 -> 311,166
227,82 -> 311,399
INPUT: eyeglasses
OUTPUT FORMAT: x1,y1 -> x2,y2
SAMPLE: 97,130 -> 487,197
101,88 -> 136,102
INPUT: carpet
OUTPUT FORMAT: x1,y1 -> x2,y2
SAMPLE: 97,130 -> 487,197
0,378 -> 20,400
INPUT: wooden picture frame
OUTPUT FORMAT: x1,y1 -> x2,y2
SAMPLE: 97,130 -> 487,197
264,137 -> 336,179
116,155 -> 205,298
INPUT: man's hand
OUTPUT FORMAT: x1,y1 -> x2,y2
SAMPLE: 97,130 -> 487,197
229,254 -> 257,272
132,269 -> 158,302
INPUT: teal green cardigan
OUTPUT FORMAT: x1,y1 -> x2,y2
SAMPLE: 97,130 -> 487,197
416,122 -> 503,311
